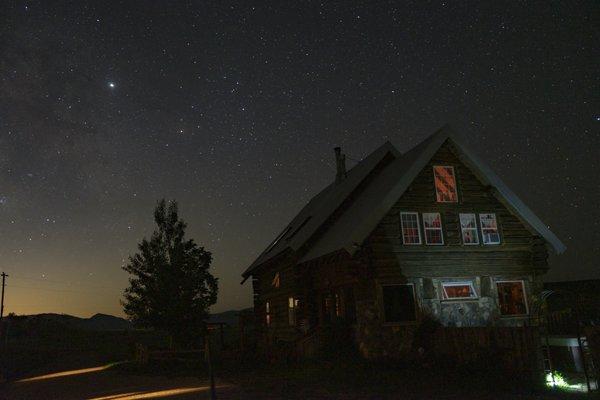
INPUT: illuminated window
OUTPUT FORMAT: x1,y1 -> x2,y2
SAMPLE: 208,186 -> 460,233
479,213 -> 500,244
272,272 -> 280,288
459,213 -> 479,245
423,212 -> 443,245
433,165 -> 458,203
400,212 -> 421,245
442,281 -> 477,300
382,284 -> 416,323
265,301 -> 271,326
334,293 -> 341,317
496,281 -> 528,316
288,297 -> 298,326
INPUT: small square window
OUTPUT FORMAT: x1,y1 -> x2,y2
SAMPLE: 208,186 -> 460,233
400,212 -> 421,245
423,212 -> 444,245
265,301 -> 272,326
288,297 -> 298,326
459,213 -> 479,245
433,166 -> 458,203
442,281 -> 477,300
272,272 -> 280,288
479,213 -> 501,244
382,284 -> 417,323
496,281 -> 528,316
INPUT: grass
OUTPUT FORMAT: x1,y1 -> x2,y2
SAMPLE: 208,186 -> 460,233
110,353 -> 600,399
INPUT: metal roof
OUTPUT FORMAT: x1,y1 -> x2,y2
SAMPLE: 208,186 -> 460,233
242,125 -> 566,281
241,141 -> 399,280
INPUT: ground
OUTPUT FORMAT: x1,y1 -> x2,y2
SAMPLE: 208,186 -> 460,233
1,322 -> 596,399
2,359 -> 598,400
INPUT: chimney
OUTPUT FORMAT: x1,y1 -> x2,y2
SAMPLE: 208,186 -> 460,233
334,146 -> 346,184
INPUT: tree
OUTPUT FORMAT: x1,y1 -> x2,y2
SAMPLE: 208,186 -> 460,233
122,199 -> 218,346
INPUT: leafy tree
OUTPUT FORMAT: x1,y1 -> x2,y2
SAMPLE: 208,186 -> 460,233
122,199 -> 218,346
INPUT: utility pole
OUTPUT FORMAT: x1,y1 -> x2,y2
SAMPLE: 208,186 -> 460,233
0,272 -> 7,383
0,272 -> 7,321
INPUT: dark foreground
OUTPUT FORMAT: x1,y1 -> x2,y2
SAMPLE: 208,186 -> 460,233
2,358 -> 598,400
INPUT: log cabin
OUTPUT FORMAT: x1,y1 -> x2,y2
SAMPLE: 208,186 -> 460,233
241,126 -> 566,359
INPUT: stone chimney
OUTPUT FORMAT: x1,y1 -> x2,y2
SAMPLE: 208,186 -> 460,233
334,146 -> 346,184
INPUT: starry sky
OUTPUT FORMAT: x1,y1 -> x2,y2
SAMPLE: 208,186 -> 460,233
0,1 -> 598,318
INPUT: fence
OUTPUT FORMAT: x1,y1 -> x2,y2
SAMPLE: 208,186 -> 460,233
431,327 -> 540,373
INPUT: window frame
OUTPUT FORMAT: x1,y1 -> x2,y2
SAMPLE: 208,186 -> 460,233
288,297 -> 298,326
380,283 -> 418,325
459,213 -> 480,245
433,165 -> 459,203
271,272 -> 280,288
496,280 -> 529,317
441,281 -> 478,300
400,212 -> 422,245
422,212 -> 444,245
265,301 -> 272,327
479,213 -> 501,245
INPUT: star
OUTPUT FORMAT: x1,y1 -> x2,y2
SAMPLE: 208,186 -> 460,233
108,82 -> 116,89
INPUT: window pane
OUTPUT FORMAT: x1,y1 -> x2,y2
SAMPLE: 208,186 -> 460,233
434,166 -> 458,203
460,213 -> 479,244
480,214 -> 500,244
383,285 -> 416,322
266,301 -> 271,326
425,229 -> 443,244
401,213 -> 421,244
460,213 -> 476,229
497,281 -> 527,315
272,272 -> 280,288
423,213 -> 441,228
288,297 -> 296,326
480,213 -> 497,229
443,283 -> 476,299
423,212 -> 443,245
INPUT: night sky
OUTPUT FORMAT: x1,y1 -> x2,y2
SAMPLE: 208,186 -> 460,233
1,1 -> 598,317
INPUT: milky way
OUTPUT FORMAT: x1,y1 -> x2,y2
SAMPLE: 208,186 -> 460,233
0,1 -> 597,317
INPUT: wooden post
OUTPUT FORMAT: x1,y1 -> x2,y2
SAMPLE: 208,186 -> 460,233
205,334 -> 216,400
219,323 -> 225,350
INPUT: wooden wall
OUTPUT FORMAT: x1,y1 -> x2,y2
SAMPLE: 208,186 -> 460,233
253,257 -> 299,342
367,140 -> 549,279
361,140 -> 549,330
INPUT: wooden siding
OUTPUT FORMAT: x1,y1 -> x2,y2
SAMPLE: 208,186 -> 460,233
253,257 -> 299,342
366,140 -> 549,280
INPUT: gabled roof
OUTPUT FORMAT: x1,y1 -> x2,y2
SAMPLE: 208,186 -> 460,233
241,141 -> 400,280
242,125 -> 566,281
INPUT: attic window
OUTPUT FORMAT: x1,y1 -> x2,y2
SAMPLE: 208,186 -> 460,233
266,227 -> 292,253
433,166 -> 458,203
442,282 -> 477,300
